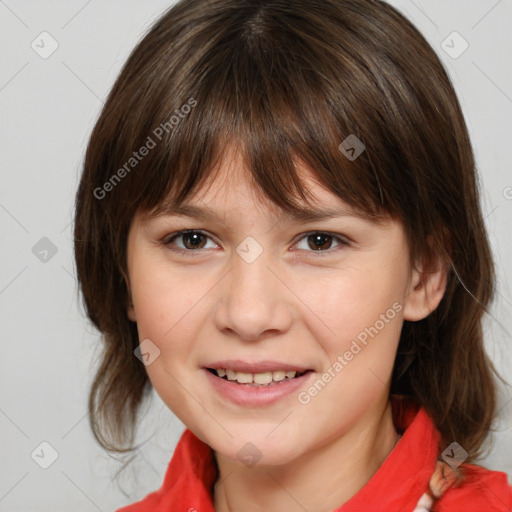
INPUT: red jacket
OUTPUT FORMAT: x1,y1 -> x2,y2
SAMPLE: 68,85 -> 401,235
116,400 -> 512,512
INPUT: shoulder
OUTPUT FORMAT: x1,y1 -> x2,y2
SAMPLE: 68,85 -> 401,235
437,463 -> 512,512
113,428 -> 216,512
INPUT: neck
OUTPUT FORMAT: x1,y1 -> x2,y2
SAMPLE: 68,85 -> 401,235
213,399 -> 399,512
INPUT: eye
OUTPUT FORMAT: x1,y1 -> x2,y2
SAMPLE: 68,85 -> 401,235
163,230 -> 349,256
163,230 -> 217,254
294,231 -> 350,254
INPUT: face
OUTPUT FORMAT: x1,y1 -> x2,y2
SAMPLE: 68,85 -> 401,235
125,148 -> 429,467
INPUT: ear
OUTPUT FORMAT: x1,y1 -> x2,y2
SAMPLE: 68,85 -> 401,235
403,236 -> 449,322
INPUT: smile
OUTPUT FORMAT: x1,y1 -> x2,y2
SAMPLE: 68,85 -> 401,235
207,367 -> 309,386
203,365 -> 314,406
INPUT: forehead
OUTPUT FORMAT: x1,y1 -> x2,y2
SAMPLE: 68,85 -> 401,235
143,149 -> 368,224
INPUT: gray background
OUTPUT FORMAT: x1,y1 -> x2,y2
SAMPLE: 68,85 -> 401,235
0,1 -> 511,510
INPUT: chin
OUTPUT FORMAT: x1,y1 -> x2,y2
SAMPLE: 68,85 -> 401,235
208,429 -> 302,468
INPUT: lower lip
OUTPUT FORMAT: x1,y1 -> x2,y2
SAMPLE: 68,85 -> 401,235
203,369 -> 314,407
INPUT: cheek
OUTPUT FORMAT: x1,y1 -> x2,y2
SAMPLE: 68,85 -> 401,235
298,263 -> 406,425
130,263 -> 207,356
128,264 -> 210,417
308,262 -> 406,354
291,269 -> 404,441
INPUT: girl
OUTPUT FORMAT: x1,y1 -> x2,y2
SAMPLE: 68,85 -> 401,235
73,0 -> 512,510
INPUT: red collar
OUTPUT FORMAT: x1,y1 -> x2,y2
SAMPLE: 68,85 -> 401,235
116,397 -> 512,511
339,397 -> 438,510
119,397 -> 439,511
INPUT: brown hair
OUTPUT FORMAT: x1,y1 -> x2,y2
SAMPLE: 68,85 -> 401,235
74,0 -> 504,464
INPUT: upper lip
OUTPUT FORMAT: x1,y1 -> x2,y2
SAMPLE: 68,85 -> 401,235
205,360 -> 312,373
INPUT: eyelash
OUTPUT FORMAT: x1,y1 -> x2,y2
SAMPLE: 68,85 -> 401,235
162,230 -> 350,257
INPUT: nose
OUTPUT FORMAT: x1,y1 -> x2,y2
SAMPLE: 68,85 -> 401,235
214,244 -> 294,341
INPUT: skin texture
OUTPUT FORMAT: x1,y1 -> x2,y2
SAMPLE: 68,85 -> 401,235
125,147 -> 448,512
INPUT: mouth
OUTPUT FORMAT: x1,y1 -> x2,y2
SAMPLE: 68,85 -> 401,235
205,367 -> 313,387
203,362 -> 315,406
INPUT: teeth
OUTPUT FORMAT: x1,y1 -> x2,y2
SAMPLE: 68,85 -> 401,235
253,372 -> 272,384
272,370 -> 286,381
213,368 -> 301,384
236,372 -> 253,384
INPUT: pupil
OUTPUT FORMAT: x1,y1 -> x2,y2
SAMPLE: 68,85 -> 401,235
185,232 -> 205,249
309,233 -> 331,250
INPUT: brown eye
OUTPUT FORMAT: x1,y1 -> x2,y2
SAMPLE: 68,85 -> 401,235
180,232 -> 207,249
295,231 -> 349,254
164,230 -> 215,253
307,233 -> 334,251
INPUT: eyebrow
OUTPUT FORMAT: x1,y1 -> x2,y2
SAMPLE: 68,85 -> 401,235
147,202 -> 365,223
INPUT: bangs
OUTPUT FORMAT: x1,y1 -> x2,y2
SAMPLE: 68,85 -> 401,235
107,2 -> 413,227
